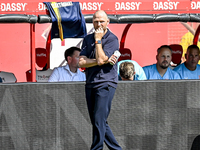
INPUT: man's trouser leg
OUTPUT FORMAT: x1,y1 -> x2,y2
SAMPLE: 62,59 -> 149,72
86,85 -> 122,150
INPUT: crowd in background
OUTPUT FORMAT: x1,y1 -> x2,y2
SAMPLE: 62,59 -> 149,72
46,43 -> 200,82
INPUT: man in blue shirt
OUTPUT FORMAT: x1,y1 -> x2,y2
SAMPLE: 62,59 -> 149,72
174,44 -> 200,79
118,60 -> 147,80
48,47 -> 86,82
79,10 -> 122,150
143,45 -> 181,80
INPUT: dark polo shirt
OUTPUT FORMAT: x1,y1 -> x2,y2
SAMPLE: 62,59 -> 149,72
80,29 -> 119,88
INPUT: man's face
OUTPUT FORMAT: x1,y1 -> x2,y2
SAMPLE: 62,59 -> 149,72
156,48 -> 172,69
70,50 -> 80,68
185,48 -> 200,69
93,11 -> 109,31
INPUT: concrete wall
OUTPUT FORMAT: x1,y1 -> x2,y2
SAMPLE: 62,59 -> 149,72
0,80 -> 199,150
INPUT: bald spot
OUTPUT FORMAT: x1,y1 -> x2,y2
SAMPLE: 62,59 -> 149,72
93,10 -> 108,20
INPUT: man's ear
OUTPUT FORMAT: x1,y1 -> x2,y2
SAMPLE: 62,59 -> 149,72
185,53 -> 187,60
107,19 -> 110,25
156,55 -> 158,61
67,56 -> 72,63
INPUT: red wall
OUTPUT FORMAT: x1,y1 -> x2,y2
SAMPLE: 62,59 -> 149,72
0,23 -> 50,82
108,22 -> 187,67
0,22 -> 187,82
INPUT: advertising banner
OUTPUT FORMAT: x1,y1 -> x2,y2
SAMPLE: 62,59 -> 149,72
0,0 -> 200,15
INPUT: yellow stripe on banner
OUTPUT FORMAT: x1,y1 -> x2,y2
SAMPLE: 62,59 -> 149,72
51,2 -> 64,41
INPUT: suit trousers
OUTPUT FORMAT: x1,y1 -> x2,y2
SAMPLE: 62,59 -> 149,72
85,84 -> 122,150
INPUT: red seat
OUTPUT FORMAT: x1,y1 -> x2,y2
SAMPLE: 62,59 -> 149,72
26,48 -> 52,82
118,24 -> 132,62
169,44 -> 183,65
118,48 -> 132,62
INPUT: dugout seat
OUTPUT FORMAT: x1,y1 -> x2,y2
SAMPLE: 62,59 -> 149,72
0,71 -> 17,83
118,24 -> 132,62
26,48 -> 52,82
169,44 -> 183,68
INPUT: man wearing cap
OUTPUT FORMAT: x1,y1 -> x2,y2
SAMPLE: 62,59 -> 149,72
174,44 -> 200,79
143,45 -> 181,80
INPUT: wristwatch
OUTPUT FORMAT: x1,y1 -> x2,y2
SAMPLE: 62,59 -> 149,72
95,40 -> 101,44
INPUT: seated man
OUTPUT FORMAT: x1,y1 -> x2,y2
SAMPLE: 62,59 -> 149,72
143,45 -> 181,80
48,47 -> 86,82
118,60 -> 147,80
174,44 -> 200,79
119,61 -> 135,80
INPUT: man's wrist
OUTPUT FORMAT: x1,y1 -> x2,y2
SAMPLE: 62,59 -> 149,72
95,40 -> 101,44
